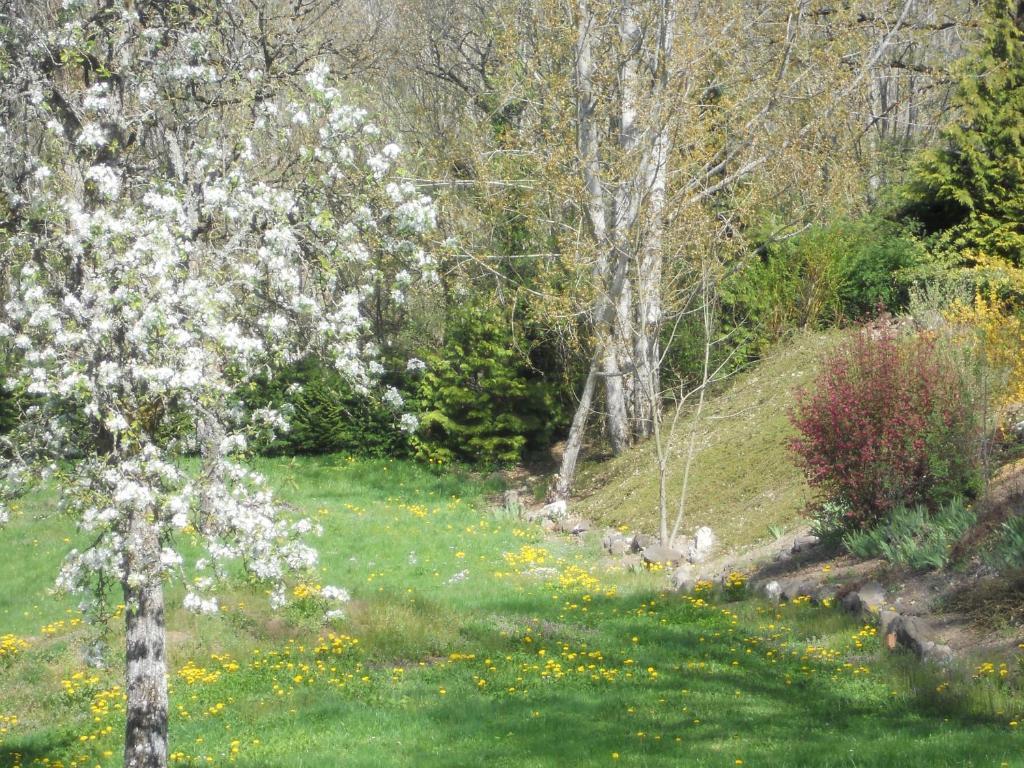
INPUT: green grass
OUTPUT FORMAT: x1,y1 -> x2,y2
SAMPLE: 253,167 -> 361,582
574,331 -> 840,550
2,454 -> 1023,767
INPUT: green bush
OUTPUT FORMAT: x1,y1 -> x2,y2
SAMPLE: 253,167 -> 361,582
809,500 -> 854,544
414,303 -> 561,466
719,217 -> 925,358
248,358 -> 410,458
842,498 -> 975,570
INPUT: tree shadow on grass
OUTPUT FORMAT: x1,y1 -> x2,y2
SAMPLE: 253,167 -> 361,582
406,589 -> 1021,767
1,730 -> 85,768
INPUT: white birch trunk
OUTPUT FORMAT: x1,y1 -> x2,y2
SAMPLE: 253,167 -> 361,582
552,353 -> 601,500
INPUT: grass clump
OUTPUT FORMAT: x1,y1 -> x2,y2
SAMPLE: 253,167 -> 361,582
986,514 -> 1024,571
843,497 -> 976,570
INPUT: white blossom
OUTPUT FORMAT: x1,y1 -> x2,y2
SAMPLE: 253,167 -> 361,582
77,124 -> 106,147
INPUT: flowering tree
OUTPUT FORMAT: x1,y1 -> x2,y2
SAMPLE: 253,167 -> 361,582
0,2 -> 434,766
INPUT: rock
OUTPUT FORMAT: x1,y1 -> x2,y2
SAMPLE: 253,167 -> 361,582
773,548 -> 793,563
671,565 -> 696,592
540,499 -> 568,520
925,643 -> 954,665
877,612 -> 953,664
503,490 -> 522,516
811,585 -> 838,605
841,581 -> 888,617
764,580 -> 781,604
641,544 -> 684,566
777,577 -> 813,602
602,530 -> 630,555
687,526 -> 716,564
791,534 -> 821,554
631,533 -> 657,553
445,569 -> 469,585
556,517 -> 591,535
524,567 -> 559,579
889,615 -> 941,661
879,609 -> 901,638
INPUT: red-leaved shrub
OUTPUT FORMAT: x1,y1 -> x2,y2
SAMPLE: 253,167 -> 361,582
789,324 -> 982,530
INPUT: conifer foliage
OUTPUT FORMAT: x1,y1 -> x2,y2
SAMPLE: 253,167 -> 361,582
908,0 -> 1024,263
415,305 -> 559,466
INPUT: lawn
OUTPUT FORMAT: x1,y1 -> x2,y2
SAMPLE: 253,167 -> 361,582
0,455 -> 1021,767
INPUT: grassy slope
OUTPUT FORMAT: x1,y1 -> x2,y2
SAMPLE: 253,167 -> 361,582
2,454 -> 1023,767
574,331 -> 840,550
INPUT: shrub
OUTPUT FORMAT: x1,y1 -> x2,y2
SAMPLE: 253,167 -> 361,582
789,324 -> 983,528
809,499 -> 854,542
842,497 -> 976,570
414,303 -> 562,466
719,217 -> 925,359
945,286 -> 1024,411
248,357 -> 411,458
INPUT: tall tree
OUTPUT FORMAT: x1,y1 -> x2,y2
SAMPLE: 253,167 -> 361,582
908,0 -> 1024,264
0,2 -> 431,765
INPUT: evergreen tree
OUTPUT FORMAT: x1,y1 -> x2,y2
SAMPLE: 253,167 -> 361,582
415,304 -> 561,466
907,0 -> 1024,264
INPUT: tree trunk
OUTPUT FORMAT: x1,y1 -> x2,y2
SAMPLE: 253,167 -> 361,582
197,412 -> 225,534
123,513 -> 169,768
551,352 -> 600,501
603,334 -> 631,455
633,124 -> 669,438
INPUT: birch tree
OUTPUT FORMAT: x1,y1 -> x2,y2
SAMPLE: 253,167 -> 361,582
552,0 -> 976,504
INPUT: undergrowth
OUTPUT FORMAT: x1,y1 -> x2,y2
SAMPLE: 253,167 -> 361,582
843,497 -> 976,570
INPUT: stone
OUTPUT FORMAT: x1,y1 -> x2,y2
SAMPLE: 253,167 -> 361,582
882,611 -> 955,664
687,526 -> 716,564
608,538 -> 629,556
879,609 -> 900,638
924,643 -> 954,665
671,565 -> 696,592
888,614 -> 943,661
641,544 -> 684,566
631,533 -> 657,553
811,585 -> 838,605
556,517 -> 591,535
503,489 -> 521,516
790,534 -> 821,554
764,580 -> 781,604
602,531 -> 630,555
540,499 -> 568,519
779,578 -> 814,602
841,581 -> 888,617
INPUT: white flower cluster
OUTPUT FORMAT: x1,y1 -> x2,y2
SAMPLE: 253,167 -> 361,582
0,4 -> 438,627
